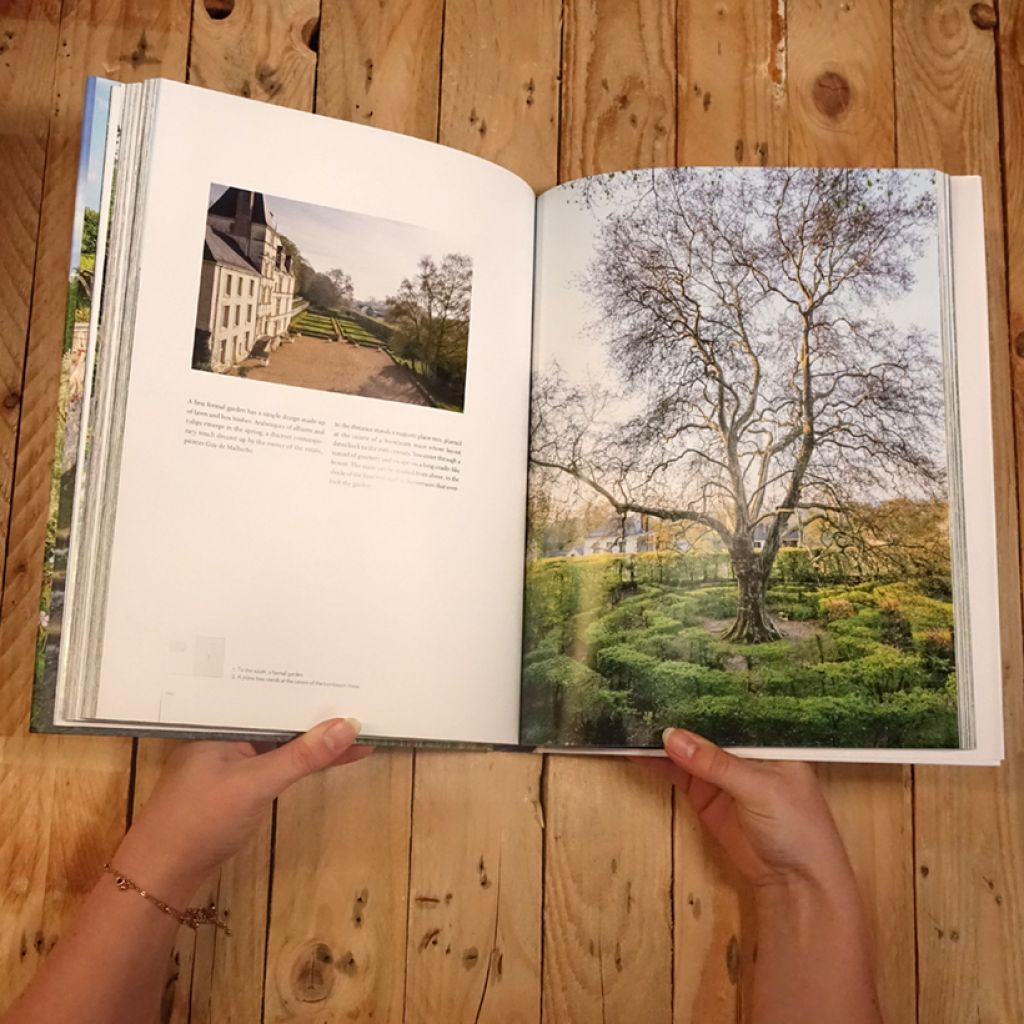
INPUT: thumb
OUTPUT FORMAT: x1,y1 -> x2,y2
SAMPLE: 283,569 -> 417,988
662,728 -> 765,805
248,718 -> 361,797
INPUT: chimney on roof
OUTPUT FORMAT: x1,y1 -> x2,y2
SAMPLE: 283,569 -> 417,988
233,189 -> 253,249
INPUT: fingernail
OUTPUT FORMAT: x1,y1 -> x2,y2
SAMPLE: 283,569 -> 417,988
663,728 -> 697,759
324,719 -> 358,753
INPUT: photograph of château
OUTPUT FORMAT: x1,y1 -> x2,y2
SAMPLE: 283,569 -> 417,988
523,166 -> 959,751
192,184 -> 473,412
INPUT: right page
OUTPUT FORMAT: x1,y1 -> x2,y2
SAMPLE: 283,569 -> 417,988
523,166 -> 1003,764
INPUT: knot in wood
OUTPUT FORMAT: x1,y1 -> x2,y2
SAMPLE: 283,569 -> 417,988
812,70 -> 851,118
970,3 -> 997,29
290,941 -> 335,1003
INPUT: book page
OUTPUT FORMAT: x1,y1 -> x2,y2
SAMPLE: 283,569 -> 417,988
523,167 -> 997,762
90,81 -> 535,744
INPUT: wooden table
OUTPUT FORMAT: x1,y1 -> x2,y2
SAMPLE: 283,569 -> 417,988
2,1 -> 1022,1020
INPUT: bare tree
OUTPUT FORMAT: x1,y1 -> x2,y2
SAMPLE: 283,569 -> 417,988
531,167 -> 944,642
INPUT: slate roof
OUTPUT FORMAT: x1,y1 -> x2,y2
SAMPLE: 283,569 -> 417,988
208,187 -> 273,227
203,225 -> 260,273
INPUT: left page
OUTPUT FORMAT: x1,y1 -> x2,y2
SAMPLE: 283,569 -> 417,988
82,80 -> 535,744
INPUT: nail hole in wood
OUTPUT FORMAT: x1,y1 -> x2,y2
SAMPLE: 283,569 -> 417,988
204,0 -> 234,20
302,17 -> 321,53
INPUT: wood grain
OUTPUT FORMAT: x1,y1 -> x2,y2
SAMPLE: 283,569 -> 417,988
188,0 -> 318,106
404,753 -> 542,1024
438,0 -> 561,191
317,0 -> 443,140
677,0 -> 786,167
787,0 -> 894,166
0,1 -> 189,1011
544,760 -> 673,1023
673,798 -> 756,1024
895,2 -> 1024,1020
264,752 -> 413,1022
560,0 -> 676,181
0,0 -> 61,587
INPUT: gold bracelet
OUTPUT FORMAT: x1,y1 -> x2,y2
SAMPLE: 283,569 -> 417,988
103,864 -> 232,935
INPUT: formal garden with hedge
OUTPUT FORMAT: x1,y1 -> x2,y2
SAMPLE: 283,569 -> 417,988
520,549 -> 959,749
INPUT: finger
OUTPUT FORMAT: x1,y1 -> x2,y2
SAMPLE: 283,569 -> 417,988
330,744 -> 375,768
247,718 -> 362,796
662,728 -> 766,806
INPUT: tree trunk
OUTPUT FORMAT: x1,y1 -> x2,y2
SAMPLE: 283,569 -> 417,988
722,549 -> 782,644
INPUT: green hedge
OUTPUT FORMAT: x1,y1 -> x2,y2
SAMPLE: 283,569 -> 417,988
658,692 -> 958,748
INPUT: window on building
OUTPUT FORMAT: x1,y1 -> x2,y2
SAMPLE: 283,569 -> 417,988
225,274 -> 232,296
235,306 -> 241,326
221,306 -> 229,328
247,304 -> 253,322
249,279 -> 255,296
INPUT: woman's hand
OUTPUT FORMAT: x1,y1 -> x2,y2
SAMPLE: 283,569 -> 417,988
655,729 -> 883,1024
656,727 -> 853,893
0,720 -> 372,1024
113,718 -> 371,903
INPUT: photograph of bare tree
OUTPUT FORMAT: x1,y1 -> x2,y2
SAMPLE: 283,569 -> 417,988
523,167 -> 959,749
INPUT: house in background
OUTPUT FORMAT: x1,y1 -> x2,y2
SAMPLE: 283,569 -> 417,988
564,513 -> 657,557
193,188 -> 299,372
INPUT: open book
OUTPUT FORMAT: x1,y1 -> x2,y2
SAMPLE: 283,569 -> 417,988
33,76 -> 1003,764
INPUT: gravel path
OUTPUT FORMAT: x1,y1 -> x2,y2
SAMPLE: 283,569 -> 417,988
234,334 -> 432,407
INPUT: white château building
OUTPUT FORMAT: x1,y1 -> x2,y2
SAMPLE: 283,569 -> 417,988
193,188 -> 299,371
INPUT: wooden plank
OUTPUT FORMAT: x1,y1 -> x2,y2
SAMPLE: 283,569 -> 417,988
264,753 -> 413,1022
785,5 -> 917,1022
437,0 -> 561,192
260,5 -> 444,1021
0,0 -> 61,586
560,0 -> 676,181
894,2 -> 1024,1020
0,0 -> 190,1010
786,0 -> 894,166
400,4 -> 556,1020
543,6 -> 677,1021
404,753 -> 542,1024
544,760 -> 673,1022
316,0 -> 443,140
677,0 -> 786,167
188,0 -> 318,106
673,7 -> 785,1017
